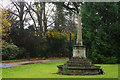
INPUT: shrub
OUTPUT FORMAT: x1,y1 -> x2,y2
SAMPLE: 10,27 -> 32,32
87,52 -> 118,64
104,57 -> 118,64
44,30 -> 70,57
63,64 -> 69,75
15,47 -> 27,59
2,44 -> 20,60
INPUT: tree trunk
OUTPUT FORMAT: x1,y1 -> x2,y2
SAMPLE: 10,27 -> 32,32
43,2 -> 47,35
19,2 -> 24,29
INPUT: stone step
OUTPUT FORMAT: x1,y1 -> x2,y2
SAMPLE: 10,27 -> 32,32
71,57 -> 85,59
69,58 -> 87,61
67,63 -> 92,66
61,69 -> 99,75
68,72 -> 99,75
67,64 -> 94,67
57,65 -> 100,75
67,66 -> 101,70
67,61 -> 91,64
68,69 -> 99,73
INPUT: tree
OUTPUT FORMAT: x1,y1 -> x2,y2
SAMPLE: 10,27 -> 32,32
9,1 -> 27,29
81,2 -> 120,63
52,2 -> 77,33
54,2 -> 120,63
1,8 -> 11,44
25,2 -> 46,37
9,1 -> 31,47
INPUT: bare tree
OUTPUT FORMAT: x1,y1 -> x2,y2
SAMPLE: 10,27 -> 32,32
25,2 -> 45,37
43,2 -> 47,35
10,1 -> 28,29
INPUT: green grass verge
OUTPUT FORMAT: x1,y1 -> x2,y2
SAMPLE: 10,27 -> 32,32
2,60 -> 118,78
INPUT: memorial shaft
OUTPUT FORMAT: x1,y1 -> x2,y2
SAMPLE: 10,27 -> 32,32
76,11 -> 83,45
73,7 -> 86,58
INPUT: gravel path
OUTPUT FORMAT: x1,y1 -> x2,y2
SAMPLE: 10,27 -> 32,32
0,59 -> 68,68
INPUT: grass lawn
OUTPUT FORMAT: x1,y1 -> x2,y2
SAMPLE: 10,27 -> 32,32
2,60 -> 118,78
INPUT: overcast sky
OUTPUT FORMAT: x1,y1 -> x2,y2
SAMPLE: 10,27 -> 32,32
0,0 -> 57,29
0,0 -> 10,7
0,0 -> 34,8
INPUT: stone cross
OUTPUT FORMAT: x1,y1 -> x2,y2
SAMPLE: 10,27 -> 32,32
73,7 -> 86,58
76,7 -> 83,46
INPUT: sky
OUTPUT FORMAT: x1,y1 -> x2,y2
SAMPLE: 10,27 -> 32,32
0,0 -> 34,8
0,0 -> 78,29
0,0 -> 11,8
0,0 -> 57,29
0,0 -> 119,7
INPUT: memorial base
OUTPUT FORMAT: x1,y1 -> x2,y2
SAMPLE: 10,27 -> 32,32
73,45 -> 86,58
57,57 -> 101,75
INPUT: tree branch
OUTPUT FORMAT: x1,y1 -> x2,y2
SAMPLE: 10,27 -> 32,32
62,2 -> 77,13
23,11 -> 28,22
73,2 -> 79,13
25,3 -> 37,31
11,1 -> 20,13
9,11 -> 19,17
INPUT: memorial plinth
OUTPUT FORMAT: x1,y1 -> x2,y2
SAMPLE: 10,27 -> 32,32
73,45 -> 86,58
57,7 -> 102,75
57,57 -> 101,75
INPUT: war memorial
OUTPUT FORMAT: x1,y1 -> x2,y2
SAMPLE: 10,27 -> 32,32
57,7 -> 102,75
